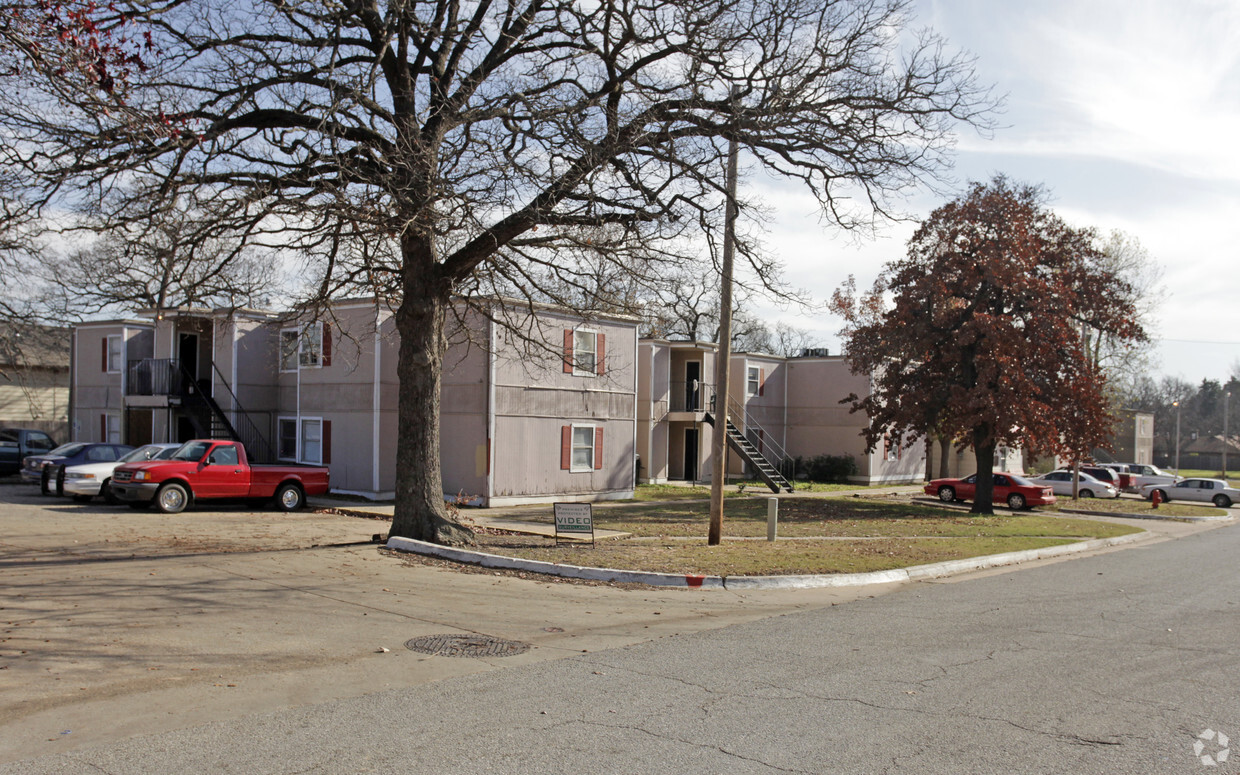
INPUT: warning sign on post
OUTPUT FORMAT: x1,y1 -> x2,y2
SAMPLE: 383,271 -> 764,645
554,502 -> 594,545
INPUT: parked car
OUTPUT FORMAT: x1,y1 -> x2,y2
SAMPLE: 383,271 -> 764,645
61,443 -> 182,503
1028,470 -> 1119,499
110,439 -> 330,513
1098,463 -> 1139,492
22,443 -> 135,493
1078,466 -> 1122,490
924,472 -> 1057,510
1116,463 -> 1176,493
0,428 -> 57,475
1141,478 -> 1240,508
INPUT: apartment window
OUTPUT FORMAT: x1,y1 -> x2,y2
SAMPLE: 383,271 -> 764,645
301,419 -> 322,464
884,434 -> 900,462
747,366 -> 765,396
106,335 -> 124,373
561,424 -> 603,472
563,328 -> 605,376
101,413 -> 121,443
280,330 -> 299,372
300,325 -> 322,367
278,418 -> 297,460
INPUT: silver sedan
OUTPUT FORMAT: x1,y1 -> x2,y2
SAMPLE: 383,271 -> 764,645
1141,478 -> 1240,508
1028,470 -> 1120,499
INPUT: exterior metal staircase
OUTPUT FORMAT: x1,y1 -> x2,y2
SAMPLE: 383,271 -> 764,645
177,362 -> 275,463
704,401 -> 794,493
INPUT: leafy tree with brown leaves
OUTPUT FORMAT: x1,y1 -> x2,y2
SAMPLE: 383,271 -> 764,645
5,0 -> 996,543
833,177 -> 1145,514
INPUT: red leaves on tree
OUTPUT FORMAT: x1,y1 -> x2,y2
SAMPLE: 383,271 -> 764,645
833,176 -> 1146,511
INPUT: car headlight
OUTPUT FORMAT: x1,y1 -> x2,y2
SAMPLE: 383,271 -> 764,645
134,471 -> 148,481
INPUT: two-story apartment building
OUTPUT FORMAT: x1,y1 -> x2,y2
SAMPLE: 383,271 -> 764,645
637,342 -> 926,487
67,299 -> 638,505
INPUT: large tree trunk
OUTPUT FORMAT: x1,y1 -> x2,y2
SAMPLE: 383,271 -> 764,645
971,426 -> 996,515
388,274 -> 475,547
937,433 -> 951,479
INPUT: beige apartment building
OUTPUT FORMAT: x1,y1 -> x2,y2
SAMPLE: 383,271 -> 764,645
68,299 -> 638,505
637,342 -> 926,488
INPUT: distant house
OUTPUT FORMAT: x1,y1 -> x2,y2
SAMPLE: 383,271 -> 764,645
1180,434 -> 1240,472
67,299 -> 638,505
636,341 -> 926,487
0,324 -> 70,441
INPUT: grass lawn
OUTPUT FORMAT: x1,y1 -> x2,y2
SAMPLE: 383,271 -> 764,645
471,497 -> 1144,576
1045,496 -> 1222,518
630,481 -> 889,501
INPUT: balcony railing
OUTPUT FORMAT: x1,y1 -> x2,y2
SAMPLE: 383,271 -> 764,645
669,381 -> 716,413
126,358 -> 186,396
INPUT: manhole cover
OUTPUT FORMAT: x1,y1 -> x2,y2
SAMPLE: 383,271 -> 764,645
404,634 -> 530,658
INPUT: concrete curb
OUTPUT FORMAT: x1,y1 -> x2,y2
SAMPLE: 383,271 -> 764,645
386,529 -> 1153,590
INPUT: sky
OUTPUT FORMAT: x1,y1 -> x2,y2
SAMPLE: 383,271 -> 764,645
751,0 -> 1240,387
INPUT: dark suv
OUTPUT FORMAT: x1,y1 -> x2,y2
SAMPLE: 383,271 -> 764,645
0,428 -> 57,475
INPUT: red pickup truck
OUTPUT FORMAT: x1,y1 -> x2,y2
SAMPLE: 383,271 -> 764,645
111,440 -> 330,513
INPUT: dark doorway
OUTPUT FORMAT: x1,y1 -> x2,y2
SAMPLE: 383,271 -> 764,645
684,428 -> 699,482
125,408 -> 153,446
685,361 -> 702,411
176,416 -> 198,444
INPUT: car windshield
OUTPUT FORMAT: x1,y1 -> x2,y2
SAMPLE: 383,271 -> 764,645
170,441 -> 213,461
46,443 -> 86,457
118,445 -> 173,463
154,446 -> 179,460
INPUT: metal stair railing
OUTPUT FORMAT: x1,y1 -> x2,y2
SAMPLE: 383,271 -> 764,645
703,398 -> 793,493
204,362 -> 275,463
727,395 -> 791,482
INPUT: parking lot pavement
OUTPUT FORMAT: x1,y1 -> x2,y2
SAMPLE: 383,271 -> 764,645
0,482 -> 884,764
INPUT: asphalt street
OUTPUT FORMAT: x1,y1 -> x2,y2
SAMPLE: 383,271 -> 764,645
3,492 -> 1238,772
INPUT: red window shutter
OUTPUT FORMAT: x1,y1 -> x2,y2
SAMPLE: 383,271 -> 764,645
758,368 -> 765,396
101,338 -> 107,372
322,323 -> 332,367
323,420 -> 332,465
560,426 -> 571,469
594,427 -> 603,470
596,333 -> 605,375
563,329 -> 574,373
100,415 -> 106,441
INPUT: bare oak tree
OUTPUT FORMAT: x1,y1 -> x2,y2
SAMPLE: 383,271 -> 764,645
5,0 -> 995,543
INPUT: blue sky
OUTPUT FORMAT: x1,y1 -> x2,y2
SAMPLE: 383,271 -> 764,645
756,0 -> 1240,386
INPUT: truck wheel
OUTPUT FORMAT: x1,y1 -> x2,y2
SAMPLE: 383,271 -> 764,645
274,482 -> 305,512
155,482 -> 190,514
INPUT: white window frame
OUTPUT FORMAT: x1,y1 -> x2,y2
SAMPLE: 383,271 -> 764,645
300,418 -> 323,464
572,328 -> 598,377
277,417 -> 298,461
104,414 -> 121,443
106,335 -> 124,373
747,365 -> 760,396
570,424 -> 596,472
280,329 -> 300,372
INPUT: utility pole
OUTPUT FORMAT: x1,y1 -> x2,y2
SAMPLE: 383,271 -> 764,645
1224,391 -> 1231,478
709,88 -> 740,547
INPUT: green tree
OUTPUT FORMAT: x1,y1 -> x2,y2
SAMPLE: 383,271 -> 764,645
834,177 -> 1145,514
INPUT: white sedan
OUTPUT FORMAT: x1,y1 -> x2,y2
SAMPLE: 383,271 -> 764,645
62,443 -> 181,503
1028,470 -> 1120,499
1141,478 -> 1240,508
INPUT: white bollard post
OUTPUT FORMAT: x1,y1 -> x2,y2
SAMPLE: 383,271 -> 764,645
767,497 -> 778,542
